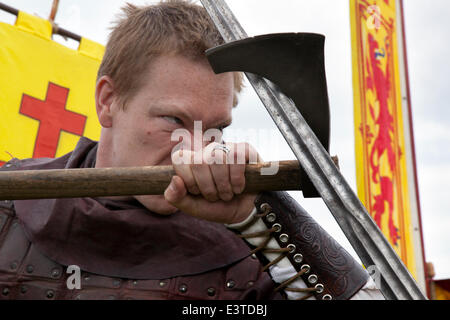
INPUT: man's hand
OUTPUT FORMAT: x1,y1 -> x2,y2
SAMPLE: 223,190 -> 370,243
164,142 -> 260,225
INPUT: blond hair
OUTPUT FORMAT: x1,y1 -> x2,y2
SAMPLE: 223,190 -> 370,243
98,0 -> 243,108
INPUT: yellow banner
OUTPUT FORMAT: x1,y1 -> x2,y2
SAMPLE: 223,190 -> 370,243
434,280 -> 450,300
0,11 -> 104,166
350,0 -> 422,282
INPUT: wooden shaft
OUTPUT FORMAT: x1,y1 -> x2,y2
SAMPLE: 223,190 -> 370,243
0,161 -> 302,200
49,0 -> 60,21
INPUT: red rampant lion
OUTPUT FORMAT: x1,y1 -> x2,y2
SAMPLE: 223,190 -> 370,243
365,32 -> 400,246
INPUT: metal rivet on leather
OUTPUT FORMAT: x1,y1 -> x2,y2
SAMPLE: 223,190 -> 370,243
159,281 -> 167,288
207,287 -> 216,296
287,244 -> 296,253
251,254 -> 258,260
322,294 -> 332,300
226,280 -> 236,289
260,203 -> 271,212
279,233 -> 289,243
46,290 -> 55,299
272,223 -> 282,232
315,284 -> 324,294
84,275 -> 90,281
266,213 -> 276,223
26,265 -> 34,274
2,287 -> 10,296
10,261 -> 18,270
293,254 -> 303,263
301,264 -> 311,274
113,279 -> 122,288
308,274 -> 318,284
132,280 -> 138,286
179,284 -> 188,293
247,281 -> 254,288
51,268 -> 61,278
20,286 -> 28,294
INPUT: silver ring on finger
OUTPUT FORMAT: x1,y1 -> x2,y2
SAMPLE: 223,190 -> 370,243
213,144 -> 231,155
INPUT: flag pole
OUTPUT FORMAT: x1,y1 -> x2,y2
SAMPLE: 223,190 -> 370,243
49,0 -> 60,22
398,0 -> 430,299
0,1 -> 81,41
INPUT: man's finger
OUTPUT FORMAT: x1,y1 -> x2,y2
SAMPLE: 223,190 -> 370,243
229,163 -> 246,195
205,146 -> 233,202
191,164 -> 219,202
172,149 -> 200,195
164,175 -> 237,224
228,143 -> 247,194
174,164 -> 201,196
228,142 -> 262,195
164,175 -> 188,204
210,163 -> 233,202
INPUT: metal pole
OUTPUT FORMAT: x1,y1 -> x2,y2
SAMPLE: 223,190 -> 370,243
398,0 -> 430,298
0,1 -> 81,42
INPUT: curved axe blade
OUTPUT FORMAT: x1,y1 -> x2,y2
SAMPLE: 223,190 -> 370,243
207,33 -> 330,198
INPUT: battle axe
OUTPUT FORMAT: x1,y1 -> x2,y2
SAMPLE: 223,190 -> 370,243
200,0 -> 426,300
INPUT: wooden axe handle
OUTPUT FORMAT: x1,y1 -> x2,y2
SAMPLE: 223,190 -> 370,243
0,160 -> 304,200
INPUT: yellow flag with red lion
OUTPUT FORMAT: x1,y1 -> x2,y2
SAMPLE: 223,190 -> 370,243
350,0 -> 427,293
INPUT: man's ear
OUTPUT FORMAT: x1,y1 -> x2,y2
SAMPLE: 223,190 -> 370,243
95,76 -> 116,128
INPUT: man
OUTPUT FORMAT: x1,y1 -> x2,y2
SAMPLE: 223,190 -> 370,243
0,0 -> 383,300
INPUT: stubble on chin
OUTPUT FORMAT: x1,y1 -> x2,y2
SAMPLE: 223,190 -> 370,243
135,194 -> 179,215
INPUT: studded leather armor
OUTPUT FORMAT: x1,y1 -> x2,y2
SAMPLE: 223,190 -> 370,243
0,198 -> 280,300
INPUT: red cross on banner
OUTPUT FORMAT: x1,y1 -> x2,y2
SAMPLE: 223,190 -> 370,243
0,11 -> 103,168
19,83 -> 87,159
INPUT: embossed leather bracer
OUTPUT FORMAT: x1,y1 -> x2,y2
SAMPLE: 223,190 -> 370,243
235,191 -> 369,300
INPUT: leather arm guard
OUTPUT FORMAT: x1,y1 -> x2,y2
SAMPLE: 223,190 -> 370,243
230,191 -> 369,300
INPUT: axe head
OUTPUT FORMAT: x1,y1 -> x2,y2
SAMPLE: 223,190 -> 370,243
206,33 -> 331,198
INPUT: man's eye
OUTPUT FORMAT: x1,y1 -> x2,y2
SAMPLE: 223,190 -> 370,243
162,116 -> 183,125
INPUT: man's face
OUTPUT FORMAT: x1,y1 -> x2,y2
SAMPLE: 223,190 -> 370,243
99,55 -> 235,214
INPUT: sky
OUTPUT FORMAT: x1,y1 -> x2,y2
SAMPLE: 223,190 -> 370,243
0,0 -> 448,282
